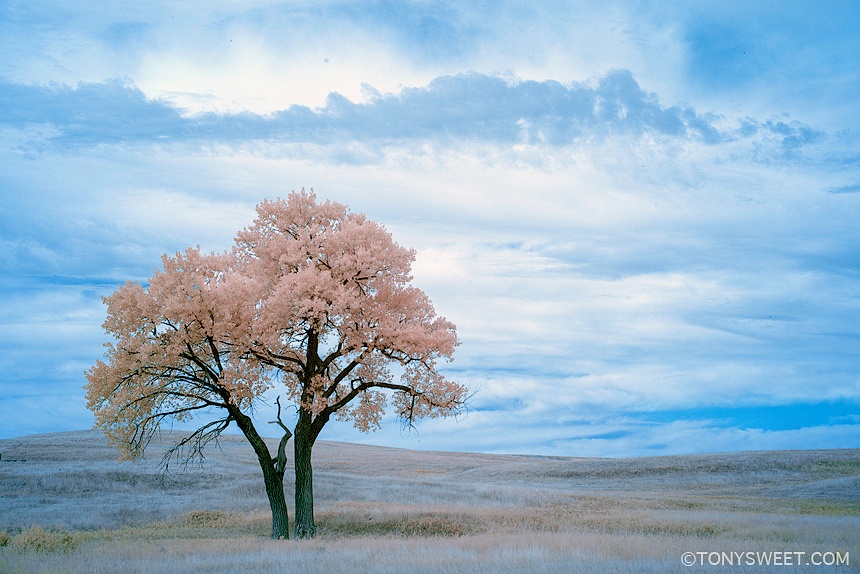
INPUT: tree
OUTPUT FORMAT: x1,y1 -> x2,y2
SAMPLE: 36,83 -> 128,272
85,190 -> 467,539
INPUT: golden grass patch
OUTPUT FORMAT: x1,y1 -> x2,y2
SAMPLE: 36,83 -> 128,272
6,526 -> 78,553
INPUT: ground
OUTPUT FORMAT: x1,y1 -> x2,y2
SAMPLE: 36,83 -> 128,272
0,431 -> 857,573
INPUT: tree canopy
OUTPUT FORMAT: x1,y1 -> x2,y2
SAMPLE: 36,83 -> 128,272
86,190 -> 467,538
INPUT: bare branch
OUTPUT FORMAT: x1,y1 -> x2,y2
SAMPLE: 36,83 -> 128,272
268,396 -> 293,475
160,415 -> 233,473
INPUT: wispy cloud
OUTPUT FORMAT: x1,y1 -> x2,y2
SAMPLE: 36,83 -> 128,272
826,184 -> 860,195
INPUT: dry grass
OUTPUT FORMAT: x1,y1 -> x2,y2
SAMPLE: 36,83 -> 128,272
1,431 -> 858,573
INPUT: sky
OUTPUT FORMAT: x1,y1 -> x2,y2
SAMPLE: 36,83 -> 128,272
1,0 -> 859,457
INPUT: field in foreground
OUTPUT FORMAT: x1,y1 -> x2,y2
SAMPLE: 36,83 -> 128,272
0,431 -> 857,573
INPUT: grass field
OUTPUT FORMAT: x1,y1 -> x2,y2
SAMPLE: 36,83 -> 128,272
0,430 -> 857,573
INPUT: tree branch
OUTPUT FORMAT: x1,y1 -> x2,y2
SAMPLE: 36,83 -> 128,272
268,396 -> 293,476
180,343 -> 221,383
160,415 -> 234,472
254,347 -> 305,371
320,339 -> 344,372
324,358 -> 361,398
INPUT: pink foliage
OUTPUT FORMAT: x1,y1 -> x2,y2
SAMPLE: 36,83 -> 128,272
86,190 -> 465,457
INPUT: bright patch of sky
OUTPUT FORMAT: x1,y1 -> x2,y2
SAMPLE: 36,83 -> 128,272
1,0 -> 858,456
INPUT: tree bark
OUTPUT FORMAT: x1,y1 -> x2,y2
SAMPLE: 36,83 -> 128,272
262,462 -> 291,539
293,411 -> 316,539
231,409 -> 291,539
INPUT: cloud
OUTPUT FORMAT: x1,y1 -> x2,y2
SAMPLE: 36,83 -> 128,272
1,1 -> 859,457
318,400 -> 860,457
0,78 -> 184,147
2,71 -> 729,151
0,1 -> 690,114
2,119 -> 858,454
5,69 -> 835,168
827,184 -> 860,195
1,1 -> 480,112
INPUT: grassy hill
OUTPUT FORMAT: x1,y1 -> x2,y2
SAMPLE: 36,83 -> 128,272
1,431 -> 858,573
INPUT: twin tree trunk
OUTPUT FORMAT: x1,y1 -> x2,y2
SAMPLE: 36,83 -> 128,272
234,328 -> 330,539
232,405 -> 320,539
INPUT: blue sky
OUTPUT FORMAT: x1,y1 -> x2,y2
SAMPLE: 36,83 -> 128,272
1,0 -> 858,457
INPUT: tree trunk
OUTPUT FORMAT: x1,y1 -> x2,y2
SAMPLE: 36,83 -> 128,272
261,463 -> 291,539
232,409 -> 291,539
293,412 -> 316,539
